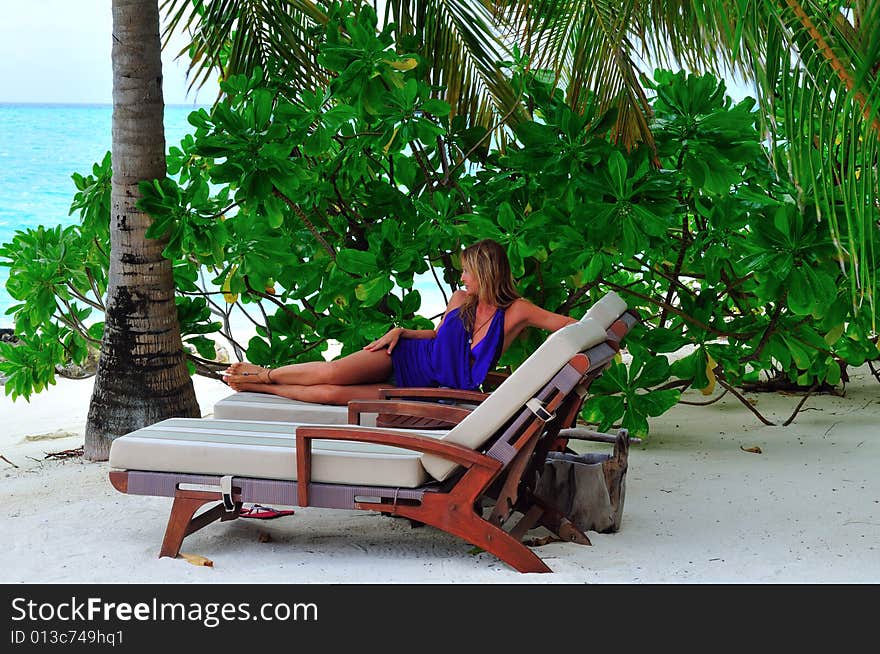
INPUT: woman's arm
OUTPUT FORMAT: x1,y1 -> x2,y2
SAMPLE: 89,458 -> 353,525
396,327 -> 437,340
498,298 -> 576,354
363,327 -> 434,354
363,291 -> 468,354
512,298 -> 577,333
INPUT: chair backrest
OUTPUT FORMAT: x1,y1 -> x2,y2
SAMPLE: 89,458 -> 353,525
584,290 -> 627,326
421,292 -> 627,481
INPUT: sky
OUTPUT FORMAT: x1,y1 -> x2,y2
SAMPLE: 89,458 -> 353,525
0,0 -> 220,105
0,1 -> 756,106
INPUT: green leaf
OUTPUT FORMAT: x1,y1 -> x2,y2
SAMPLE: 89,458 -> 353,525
590,360 -> 630,394
787,268 -> 813,315
355,276 -> 394,306
337,249 -> 378,274
635,388 -> 681,416
634,355 -> 670,388
421,99 -> 450,116
263,195 -> 286,229
252,89 -> 275,128
669,351 -> 699,381
824,323 -> 845,346
582,394 -> 625,431
88,323 -> 105,341
621,405 -> 649,438
781,335 -> 811,369
304,126 -> 332,156
401,290 -> 421,315
497,203 -> 517,232
513,122 -> 559,148
607,150 -> 628,196
186,336 -> 217,360
824,359 -> 841,386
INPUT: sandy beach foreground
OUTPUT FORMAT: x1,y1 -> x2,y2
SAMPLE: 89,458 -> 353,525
2,366 -> 878,584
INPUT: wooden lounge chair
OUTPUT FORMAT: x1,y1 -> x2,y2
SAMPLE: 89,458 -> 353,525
108,308 -> 637,573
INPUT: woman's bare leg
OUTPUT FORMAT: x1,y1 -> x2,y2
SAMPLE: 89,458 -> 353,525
224,348 -> 393,388
225,381 -> 391,405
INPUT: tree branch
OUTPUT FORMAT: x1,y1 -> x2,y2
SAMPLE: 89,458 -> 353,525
272,189 -> 336,260
601,281 -> 755,339
679,388 -> 730,406
715,375 -> 776,426
781,382 -> 819,426
741,302 -> 784,363
659,213 -> 690,327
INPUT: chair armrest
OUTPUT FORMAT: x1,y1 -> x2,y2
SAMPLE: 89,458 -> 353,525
378,387 -> 489,403
295,426 -> 502,506
347,399 -> 472,426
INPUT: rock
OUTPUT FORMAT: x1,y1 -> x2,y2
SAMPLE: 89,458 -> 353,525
184,342 -> 230,364
24,429 -> 81,442
214,345 -> 230,364
55,347 -> 99,379
0,329 -> 15,384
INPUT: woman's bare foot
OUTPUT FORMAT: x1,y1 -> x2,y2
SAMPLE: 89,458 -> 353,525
226,379 -> 270,392
226,362 -> 269,376
223,362 -> 274,385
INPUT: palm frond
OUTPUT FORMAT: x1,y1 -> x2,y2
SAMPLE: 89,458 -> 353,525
382,1 -> 524,129
741,0 -> 879,315
493,0 -> 661,151
160,0 -> 328,97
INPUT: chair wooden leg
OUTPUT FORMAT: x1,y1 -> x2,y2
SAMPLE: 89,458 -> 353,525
511,492 -> 592,546
360,495 -> 551,573
547,516 -> 592,546
508,504 -> 544,541
160,494 -> 234,558
454,511 -> 552,573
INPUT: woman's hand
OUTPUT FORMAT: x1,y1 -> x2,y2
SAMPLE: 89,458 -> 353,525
363,327 -> 403,354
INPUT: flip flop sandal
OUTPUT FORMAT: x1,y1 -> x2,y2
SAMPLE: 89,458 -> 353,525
238,504 -> 295,520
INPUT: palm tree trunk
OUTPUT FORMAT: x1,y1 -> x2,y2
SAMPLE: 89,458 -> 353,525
85,0 -> 199,461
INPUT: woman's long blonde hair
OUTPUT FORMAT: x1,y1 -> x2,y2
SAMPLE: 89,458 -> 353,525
458,239 -> 520,333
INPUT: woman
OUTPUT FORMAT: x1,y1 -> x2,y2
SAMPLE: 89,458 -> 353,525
222,239 -> 576,403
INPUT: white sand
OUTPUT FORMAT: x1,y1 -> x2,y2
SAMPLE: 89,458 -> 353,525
2,366 -> 879,583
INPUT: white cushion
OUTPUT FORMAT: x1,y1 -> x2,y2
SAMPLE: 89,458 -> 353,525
584,291 -> 627,328
213,392 -> 374,425
109,418 -> 440,488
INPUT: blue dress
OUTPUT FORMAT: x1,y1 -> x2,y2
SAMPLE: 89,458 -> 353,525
390,306 -> 505,390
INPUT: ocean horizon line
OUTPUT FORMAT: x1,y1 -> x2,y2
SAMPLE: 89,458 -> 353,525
0,101 -> 211,109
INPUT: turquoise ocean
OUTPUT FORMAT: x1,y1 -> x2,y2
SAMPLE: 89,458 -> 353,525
0,103 -> 205,328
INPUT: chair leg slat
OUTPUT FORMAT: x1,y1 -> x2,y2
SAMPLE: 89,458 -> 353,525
160,495 -> 216,558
